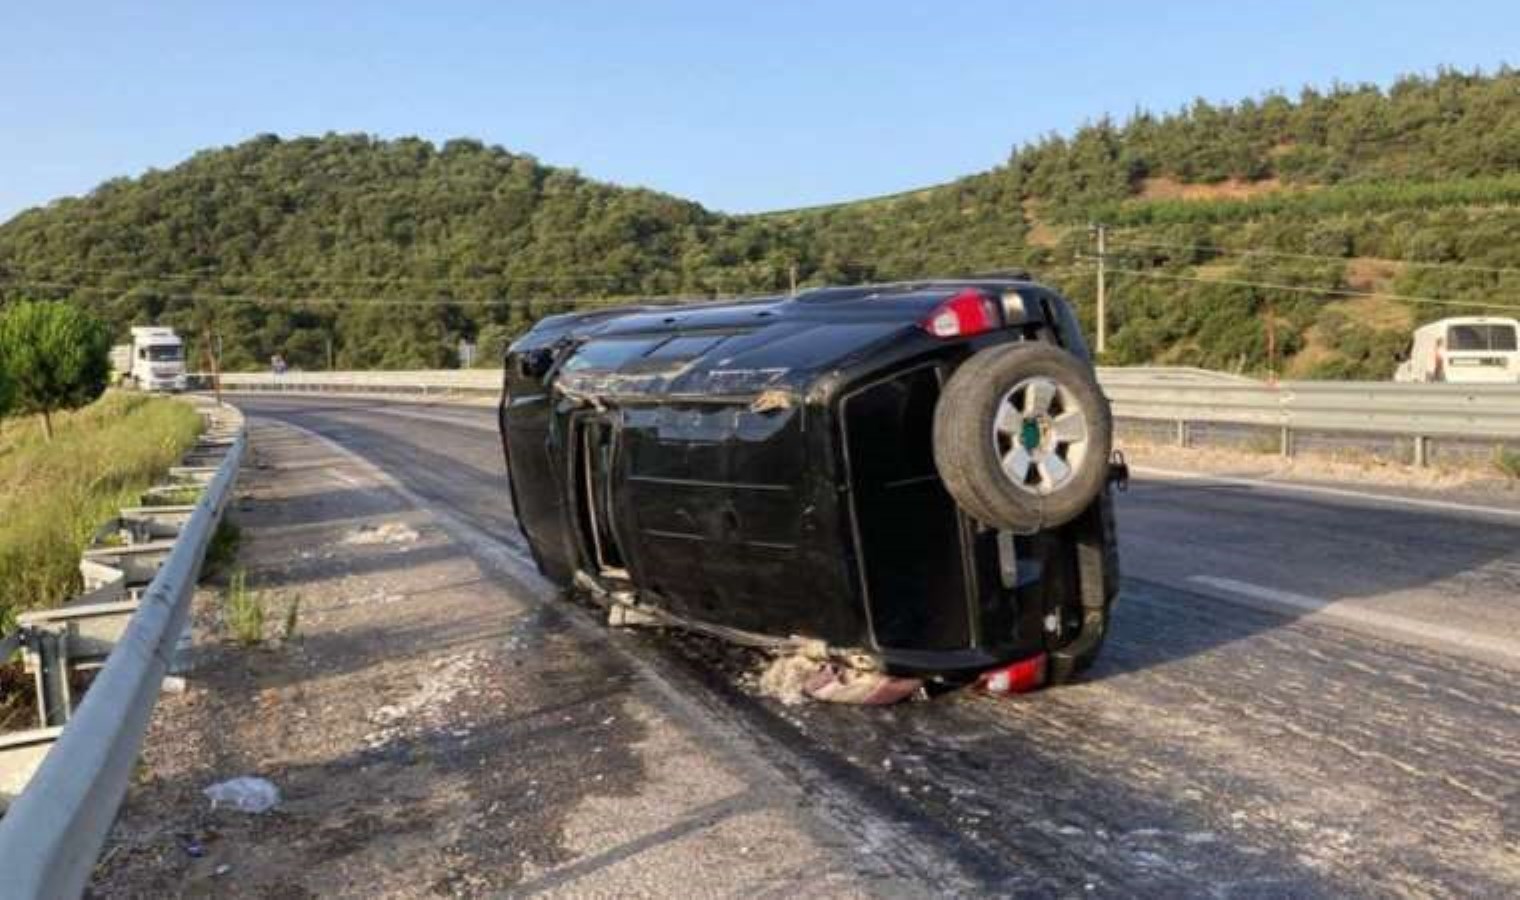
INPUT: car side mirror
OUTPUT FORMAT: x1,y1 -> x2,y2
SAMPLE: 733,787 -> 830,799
518,348 -> 555,379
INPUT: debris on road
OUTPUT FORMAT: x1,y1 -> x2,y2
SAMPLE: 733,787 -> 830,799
755,652 -> 822,706
203,777 -> 280,814
755,641 -> 922,706
803,663 -> 923,706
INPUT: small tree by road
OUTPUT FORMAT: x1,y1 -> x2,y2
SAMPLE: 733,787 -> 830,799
0,301 -> 112,440
0,351 -> 14,422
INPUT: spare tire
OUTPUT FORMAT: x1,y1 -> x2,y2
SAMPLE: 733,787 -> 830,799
933,342 -> 1112,532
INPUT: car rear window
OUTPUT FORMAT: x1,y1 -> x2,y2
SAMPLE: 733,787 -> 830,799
560,337 -> 666,373
560,334 -> 732,374
643,334 -> 728,360
1447,324 -> 1518,351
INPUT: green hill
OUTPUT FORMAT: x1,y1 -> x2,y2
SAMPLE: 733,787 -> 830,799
2,67 -> 1517,378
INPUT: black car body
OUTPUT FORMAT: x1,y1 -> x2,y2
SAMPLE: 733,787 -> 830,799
500,277 -> 1120,680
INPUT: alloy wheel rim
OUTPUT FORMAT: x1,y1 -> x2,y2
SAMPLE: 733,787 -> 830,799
991,376 -> 1089,496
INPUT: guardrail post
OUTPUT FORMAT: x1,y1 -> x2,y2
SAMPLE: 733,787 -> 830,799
1413,435 -> 1428,468
1175,419 -> 1189,448
1280,425 -> 1293,459
29,628 -> 71,728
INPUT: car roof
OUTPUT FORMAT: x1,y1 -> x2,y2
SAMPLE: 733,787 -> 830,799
1414,316 -> 1520,335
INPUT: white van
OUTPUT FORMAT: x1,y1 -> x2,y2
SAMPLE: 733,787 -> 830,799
1394,317 -> 1520,384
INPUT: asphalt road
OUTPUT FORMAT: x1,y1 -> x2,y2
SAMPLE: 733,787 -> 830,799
236,393 -> 1520,897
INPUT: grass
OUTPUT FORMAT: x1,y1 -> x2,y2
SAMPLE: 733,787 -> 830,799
221,568 -> 300,646
223,568 -> 264,645
143,484 -> 204,505
281,594 -> 302,642
203,519 -> 242,578
1495,448 -> 1520,481
0,392 -> 203,630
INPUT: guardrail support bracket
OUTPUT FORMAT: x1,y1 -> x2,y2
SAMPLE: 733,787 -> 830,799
27,629 -> 72,729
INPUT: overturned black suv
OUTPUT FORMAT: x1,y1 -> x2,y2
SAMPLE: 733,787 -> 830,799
500,276 -> 1121,685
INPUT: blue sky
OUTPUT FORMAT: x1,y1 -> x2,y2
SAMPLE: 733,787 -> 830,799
1,2 -> 1516,221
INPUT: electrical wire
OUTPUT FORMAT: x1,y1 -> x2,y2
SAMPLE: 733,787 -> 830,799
1105,238 -> 1520,277
1099,264 -> 1520,314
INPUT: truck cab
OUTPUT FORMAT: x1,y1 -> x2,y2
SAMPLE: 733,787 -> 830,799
127,327 -> 187,392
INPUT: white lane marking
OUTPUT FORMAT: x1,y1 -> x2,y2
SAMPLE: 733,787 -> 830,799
367,405 -> 497,433
1134,465 -> 1520,523
1187,575 -> 1520,666
331,471 -> 366,488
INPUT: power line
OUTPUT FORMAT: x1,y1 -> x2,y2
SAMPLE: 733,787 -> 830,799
0,243 -> 1079,289
1099,264 -> 1520,314
1,262 -> 1091,312
1106,238 -> 1520,277
0,279 -> 742,309
0,267 -> 642,286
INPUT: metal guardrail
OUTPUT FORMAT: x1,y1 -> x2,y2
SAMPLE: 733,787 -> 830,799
205,369 -> 500,395
1102,376 -> 1520,463
204,367 -> 1520,450
0,402 -> 245,899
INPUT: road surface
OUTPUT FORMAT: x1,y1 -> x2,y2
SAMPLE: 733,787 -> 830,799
234,393 -> 1520,897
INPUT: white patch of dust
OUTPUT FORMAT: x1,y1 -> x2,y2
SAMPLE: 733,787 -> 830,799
344,522 -> 421,546
363,651 -> 484,747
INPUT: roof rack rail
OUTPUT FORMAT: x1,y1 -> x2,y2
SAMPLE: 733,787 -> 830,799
962,269 -> 1032,281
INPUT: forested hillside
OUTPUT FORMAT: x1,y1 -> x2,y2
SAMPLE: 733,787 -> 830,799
2,67 -> 1517,377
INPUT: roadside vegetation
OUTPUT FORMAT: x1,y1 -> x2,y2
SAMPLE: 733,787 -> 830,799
0,392 -> 202,628
1,67 -> 1517,379
1495,448 -> 1520,482
220,568 -> 301,646
222,569 -> 263,646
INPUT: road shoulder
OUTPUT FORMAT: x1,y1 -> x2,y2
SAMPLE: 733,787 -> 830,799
93,418 -> 880,897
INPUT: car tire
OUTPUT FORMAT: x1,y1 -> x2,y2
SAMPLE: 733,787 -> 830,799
933,342 -> 1112,533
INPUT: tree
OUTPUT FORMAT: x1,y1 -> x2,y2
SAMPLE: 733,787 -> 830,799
0,301 -> 112,440
0,346 -> 14,423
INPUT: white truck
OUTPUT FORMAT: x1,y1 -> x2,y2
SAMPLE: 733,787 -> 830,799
1394,316 -> 1520,384
111,327 -> 187,392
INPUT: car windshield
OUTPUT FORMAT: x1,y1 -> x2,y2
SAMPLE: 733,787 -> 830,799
146,345 -> 183,361
1446,324 -> 1517,352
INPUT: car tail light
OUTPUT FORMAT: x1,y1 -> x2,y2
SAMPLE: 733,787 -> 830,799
920,289 -> 1001,338
978,652 -> 1048,694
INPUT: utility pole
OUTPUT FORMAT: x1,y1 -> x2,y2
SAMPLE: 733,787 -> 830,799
789,262 -> 798,296
202,327 -> 222,406
1093,223 -> 1108,355
1265,297 -> 1278,384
